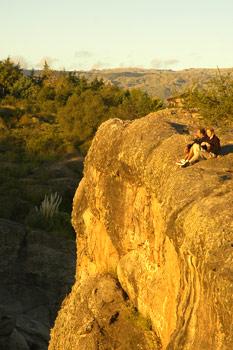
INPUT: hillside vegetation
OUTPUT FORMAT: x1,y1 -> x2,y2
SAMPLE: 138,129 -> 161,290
1,58 -> 163,157
0,58 -> 162,230
183,70 -> 233,126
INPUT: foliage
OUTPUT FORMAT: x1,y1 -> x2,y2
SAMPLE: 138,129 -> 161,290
35,192 -> 62,219
184,70 -> 233,125
23,124 -> 64,157
0,58 -> 163,159
0,58 -> 22,97
58,86 -> 163,146
25,192 -> 74,235
0,57 -> 163,237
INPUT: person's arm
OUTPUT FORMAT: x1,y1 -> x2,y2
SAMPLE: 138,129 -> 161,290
201,141 -> 211,150
202,137 -> 220,154
209,137 -> 221,154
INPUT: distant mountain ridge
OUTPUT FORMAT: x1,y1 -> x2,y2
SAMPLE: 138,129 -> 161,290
24,67 -> 233,99
81,67 -> 233,98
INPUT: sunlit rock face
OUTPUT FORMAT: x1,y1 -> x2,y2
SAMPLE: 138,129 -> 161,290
49,109 -> 233,350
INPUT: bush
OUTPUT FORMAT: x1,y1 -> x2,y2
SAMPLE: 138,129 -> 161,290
24,124 -> 63,158
35,192 -> 62,219
1,57 -> 165,158
184,71 -> 233,125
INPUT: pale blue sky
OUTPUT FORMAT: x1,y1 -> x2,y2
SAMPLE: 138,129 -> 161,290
0,0 -> 232,70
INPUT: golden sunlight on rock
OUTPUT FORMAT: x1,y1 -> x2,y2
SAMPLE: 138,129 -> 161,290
49,109 -> 233,350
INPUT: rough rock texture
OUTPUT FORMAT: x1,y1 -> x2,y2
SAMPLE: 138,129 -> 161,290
49,274 -> 161,350
0,219 -> 75,350
49,109 -> 233,350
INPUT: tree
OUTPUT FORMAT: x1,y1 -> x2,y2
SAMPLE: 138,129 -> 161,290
58,90 -> 106,145
90,77 -> 105,91
40,60 -> 57,87
41,60 -> 50,79
184,71 -> 233,125
0,58 -> 23,97
11,75 -> 36,99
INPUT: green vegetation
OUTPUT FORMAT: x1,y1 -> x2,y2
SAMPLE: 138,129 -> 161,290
26,192 -> 73,236
184,70 -> 233,126
0,57 -> 163,159
35,192 -> 62,219
0,57 -> 163,233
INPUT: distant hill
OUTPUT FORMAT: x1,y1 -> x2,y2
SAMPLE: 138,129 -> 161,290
24,67 -> 233,99
81,67 -> 233,99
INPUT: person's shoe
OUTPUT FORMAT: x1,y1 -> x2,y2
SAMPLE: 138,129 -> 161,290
181,160 -> 190,168
176,159 -> 186,165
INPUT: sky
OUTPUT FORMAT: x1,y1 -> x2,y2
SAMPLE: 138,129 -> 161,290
0,0 -> 233,70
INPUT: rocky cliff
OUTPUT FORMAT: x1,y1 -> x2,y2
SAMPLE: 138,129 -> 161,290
49,109 -> 233,350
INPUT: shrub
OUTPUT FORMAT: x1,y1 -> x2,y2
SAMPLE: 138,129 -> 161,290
23,124 -> 63,158
184,70 -> 233,125
25,191 -> 75,236
35,192 -> 62,219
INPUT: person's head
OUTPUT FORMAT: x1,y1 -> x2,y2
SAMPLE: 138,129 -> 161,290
206,127 -> 215,138
195,128 -> 207,138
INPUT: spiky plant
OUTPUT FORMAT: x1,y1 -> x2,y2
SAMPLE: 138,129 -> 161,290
35,192 -> 62,219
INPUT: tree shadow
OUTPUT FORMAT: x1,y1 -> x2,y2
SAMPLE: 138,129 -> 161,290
167,122 -> 190,135
220,144 -> 233,156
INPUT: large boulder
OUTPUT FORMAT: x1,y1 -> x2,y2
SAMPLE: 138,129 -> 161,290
49,109 -> 233,349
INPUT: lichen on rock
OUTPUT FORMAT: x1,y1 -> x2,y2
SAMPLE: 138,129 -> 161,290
49,109 -> 233,350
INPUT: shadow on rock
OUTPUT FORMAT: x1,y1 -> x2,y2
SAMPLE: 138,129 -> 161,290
220,143 -> 233,156
167,121 -> 190,135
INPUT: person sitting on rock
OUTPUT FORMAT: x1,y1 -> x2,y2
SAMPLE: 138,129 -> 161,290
180,127 -> 221,167
201,127 -> 221,156
176,128 -> 209,166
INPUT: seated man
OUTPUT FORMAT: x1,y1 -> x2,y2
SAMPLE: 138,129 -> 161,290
181,127 -> 220,167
